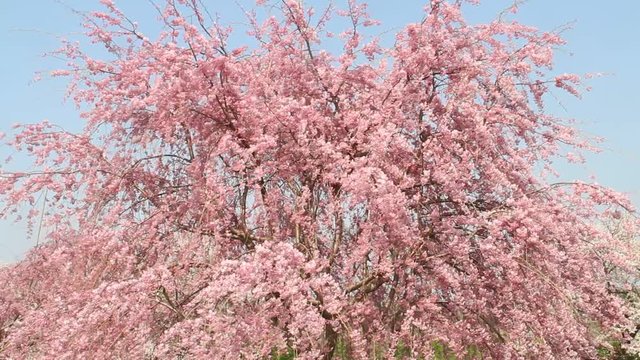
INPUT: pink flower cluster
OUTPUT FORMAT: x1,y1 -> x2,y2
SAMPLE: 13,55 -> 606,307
1,1 -> 637,358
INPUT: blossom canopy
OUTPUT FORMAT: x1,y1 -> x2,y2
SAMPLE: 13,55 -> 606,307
0,0 -> 638,359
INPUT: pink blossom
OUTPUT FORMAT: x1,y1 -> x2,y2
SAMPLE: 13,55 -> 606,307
0,0 -> 637,358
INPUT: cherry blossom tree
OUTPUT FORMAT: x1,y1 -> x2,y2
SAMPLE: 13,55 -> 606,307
594,215 -> 640,358
1,0 -> 638,358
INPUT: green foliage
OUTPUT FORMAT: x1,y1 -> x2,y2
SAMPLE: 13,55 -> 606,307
394,342 -> 411,359
463,344 -> 483,360
271,347 -> 295,360
598,341 -> 640,360
432,341 -> 457,360
270,340 -> 486,359
334,337 -> 350,359
270,339 -> 640,360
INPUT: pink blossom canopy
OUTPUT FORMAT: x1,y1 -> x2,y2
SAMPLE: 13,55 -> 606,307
0,0 -> 637,358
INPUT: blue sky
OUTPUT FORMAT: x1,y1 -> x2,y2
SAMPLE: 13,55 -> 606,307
1,0 -> 639,263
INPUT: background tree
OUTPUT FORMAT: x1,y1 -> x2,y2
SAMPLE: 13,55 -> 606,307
593,215 -> 640,359
0,0 -> 638,358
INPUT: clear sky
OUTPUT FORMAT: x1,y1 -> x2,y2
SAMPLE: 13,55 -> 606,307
1,0 -> 639,263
